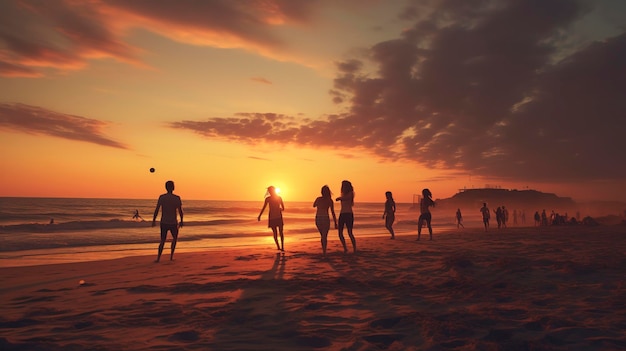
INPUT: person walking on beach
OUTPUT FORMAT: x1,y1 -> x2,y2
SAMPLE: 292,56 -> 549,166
383,191 -> 396,239
456,208 -> 464,228
417,188 -> 435,240
152,180 -> 183,262
336,180 -> 356,253
480,203 -> 490,231
258,186 -> 285,251
313,185 -> 337,256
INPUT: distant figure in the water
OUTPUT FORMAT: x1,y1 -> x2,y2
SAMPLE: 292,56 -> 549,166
152,180 -> 183,262
521,210 -> 526,225
313,185 -> 337,256
456,208 -> 464,228
417,188 -> 435,240
480,203 -> 490,231
258,186 -> 285,251
336,180 -> 356,253
382,191 -> 396,239
502,206 -> 509,228
541,209 -> 548,226
132,209 -> 144,221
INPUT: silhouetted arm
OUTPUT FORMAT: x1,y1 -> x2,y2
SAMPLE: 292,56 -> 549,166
152,200 -> 161,227
330,202 -> 337,228
178,204 -> 184,227
258,199 -> 268,221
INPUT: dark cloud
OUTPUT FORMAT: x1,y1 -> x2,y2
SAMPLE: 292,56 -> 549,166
173,0 -> 626,183
0,103 -> 127,149
169,113 -> 301,144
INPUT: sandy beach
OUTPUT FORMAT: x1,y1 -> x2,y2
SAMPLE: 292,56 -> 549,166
1,225 -> 625,350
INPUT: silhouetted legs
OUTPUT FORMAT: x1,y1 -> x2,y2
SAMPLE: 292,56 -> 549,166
271,225 -> 284,251
170,232 -> 178,260
157,224 -> 179,262
417,214 -> 433,241
385,215 -> 395,239
338,213 -> 356,253
316,216 -> 330,255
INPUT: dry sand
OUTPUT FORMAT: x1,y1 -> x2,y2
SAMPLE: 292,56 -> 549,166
1,225 -> 625,350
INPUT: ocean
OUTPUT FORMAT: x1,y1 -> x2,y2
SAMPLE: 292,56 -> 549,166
0,197 -> 463,267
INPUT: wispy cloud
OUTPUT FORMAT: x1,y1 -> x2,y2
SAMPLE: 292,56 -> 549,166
248,156 -> 271,161
0,0 -> 320,77
0,103 -> 128,149
0,1 -> 143,77
251,77 -> 273,85
170,0 -> 626,183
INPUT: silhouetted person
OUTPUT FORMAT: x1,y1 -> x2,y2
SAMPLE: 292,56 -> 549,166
534,211 -> 541,226
417,188 -> 435,240
336,180 -> 356,253
258,186 -> 285,251
502,206 -> 509,228
494,206 -> 503,229
541,209 -> 548,226
152,180 -> 183,262
480,203 -> 490,231
313,185 -> 337,256
456,208 -> 464,228
521,210 -> 526,224
132,209 -> 144,221
383,191 -> 396,239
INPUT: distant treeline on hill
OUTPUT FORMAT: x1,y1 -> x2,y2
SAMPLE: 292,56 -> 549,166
435,188 -> 576,211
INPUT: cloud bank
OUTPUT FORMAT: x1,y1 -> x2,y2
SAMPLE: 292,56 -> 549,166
0,103 -> 127,149
172,0 -> 626,183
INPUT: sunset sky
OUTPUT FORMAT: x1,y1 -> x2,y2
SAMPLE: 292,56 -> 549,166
1,0 -> 625,203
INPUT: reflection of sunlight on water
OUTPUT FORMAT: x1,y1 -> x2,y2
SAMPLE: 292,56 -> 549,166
261,235 -> 277,247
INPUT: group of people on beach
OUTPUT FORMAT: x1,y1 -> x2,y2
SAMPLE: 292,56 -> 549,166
257,182 -> 436,256
480,203 -> 520,231
150,180 -> 437,261
258,180 -> 359,255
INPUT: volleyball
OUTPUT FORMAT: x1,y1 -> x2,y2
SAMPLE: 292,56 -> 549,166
149,168 -> 155,173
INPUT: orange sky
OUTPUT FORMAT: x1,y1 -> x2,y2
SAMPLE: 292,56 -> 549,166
1,0 -> 626,202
